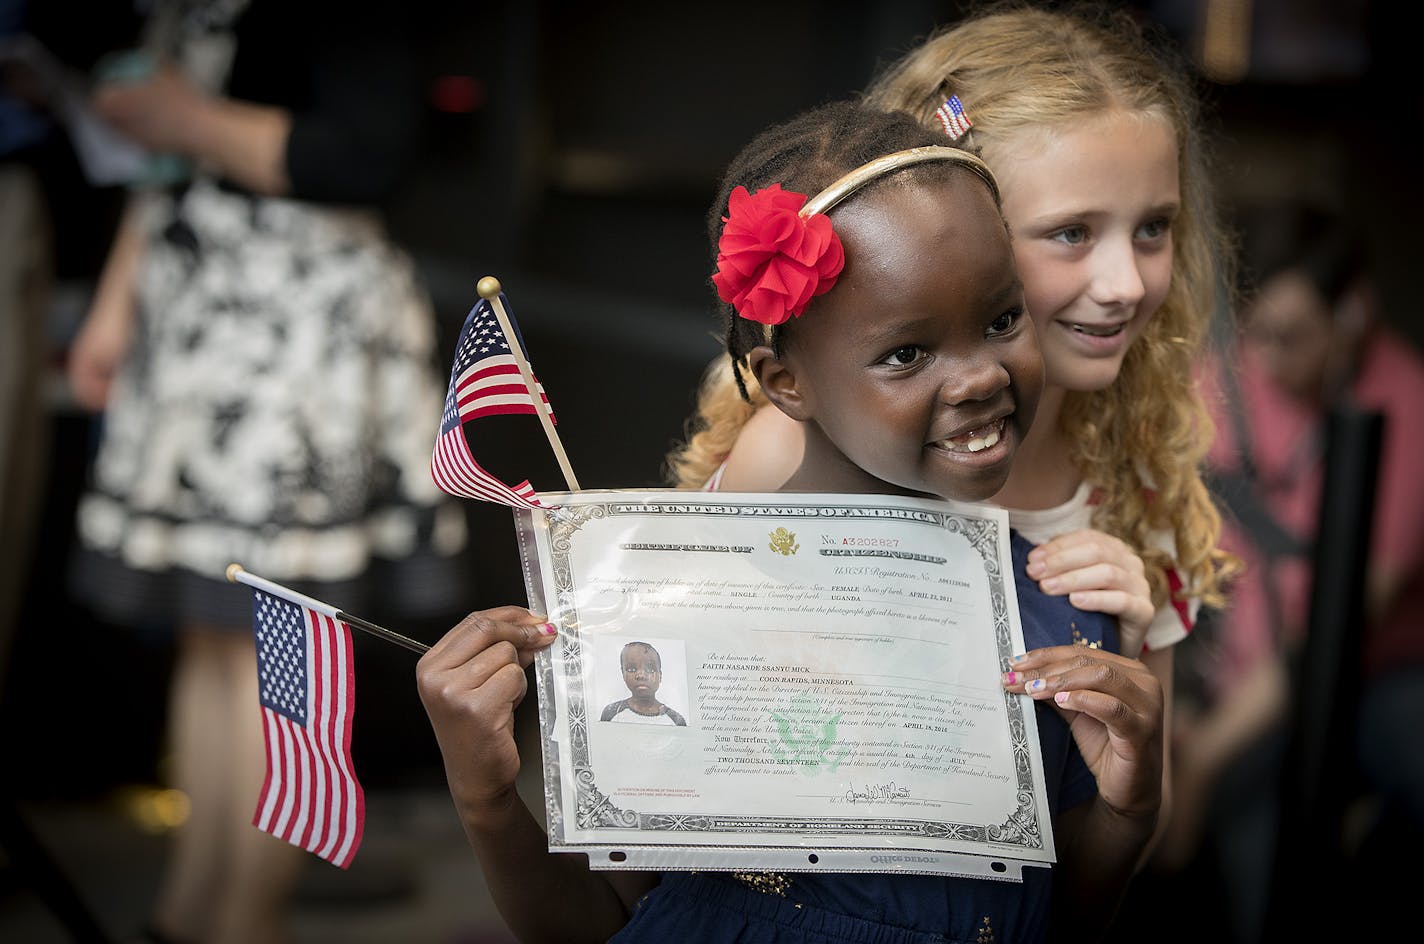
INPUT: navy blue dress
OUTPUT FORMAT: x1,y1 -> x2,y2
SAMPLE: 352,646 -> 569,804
607,531 -> 1119,944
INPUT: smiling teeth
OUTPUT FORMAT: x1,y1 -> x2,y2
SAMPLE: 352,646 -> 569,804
1070,322 -> 1124,337
966,428 -> 1001,452
938,419 -> 1005,454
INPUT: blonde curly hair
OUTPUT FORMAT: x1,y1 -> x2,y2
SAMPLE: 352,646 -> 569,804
668,1 -> 1238,608
666,353 -> 767,490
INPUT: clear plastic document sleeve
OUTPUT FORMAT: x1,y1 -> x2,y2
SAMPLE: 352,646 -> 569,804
515,490 -> 1056,881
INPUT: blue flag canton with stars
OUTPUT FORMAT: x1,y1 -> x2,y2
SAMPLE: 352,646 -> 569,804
254,590 -> 309,726
461,300 -> 515,368
441,299 -> 511,435
439,379 -> 462,437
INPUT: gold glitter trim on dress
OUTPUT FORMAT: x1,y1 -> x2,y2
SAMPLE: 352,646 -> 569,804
1071,619 -> 1101,649
732,871 -> 794,898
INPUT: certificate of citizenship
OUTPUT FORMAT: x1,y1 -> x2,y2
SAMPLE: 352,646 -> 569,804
515,491 -> 1056,880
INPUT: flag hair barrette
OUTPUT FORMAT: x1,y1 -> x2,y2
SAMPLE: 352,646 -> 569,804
934,95 -> 972,141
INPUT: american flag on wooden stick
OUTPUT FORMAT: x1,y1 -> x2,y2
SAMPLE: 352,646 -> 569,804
250,589 -> 364,868
430,292 -> 554,507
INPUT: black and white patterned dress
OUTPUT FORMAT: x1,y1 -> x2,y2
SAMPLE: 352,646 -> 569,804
73,0 -> 469,629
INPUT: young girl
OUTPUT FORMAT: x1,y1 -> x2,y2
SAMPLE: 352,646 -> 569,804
417,101 -> 1162,944
668,4 -> 1239,804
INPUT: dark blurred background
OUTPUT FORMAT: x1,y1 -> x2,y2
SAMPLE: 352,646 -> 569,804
0,0 -> 1416,941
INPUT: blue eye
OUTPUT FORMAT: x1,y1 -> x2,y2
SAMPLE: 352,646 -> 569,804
881,345 -> 925,368
1136,217 -> 1171,241
1050,225 -> 1088,246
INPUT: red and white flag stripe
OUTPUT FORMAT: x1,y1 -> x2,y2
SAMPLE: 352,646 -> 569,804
252,608 -> 364,869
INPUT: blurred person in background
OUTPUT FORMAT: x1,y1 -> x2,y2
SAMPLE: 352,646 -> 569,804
1162,199 -> 1424,942
0,0 -> 53,695
64,2 -> 467,941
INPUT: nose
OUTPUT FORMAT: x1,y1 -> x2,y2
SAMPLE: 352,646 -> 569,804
1087,236 -> 1147,309
937,352 -> 1010,405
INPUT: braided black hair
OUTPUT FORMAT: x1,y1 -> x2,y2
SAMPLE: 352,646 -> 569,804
707,100 -> 988,400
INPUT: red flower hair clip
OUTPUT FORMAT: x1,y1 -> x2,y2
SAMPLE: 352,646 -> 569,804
711,183 -> 845,328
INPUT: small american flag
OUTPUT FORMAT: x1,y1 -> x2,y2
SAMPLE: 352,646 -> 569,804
935,95 -> 972,141
431,294 -> 552,506
250,589 -> 364,868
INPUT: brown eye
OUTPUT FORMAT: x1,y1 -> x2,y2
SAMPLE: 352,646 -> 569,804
880,345 -> 924,368
987,309 -> 1022,336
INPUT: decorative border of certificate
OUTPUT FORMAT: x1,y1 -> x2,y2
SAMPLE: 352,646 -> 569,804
515,490 -> 1055,879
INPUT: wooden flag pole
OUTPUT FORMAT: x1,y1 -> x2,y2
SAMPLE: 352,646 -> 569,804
477,275 -> 582,492
226,564 -> 430,655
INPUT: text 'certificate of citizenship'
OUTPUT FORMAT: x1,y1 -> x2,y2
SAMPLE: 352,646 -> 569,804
515,491 -> 1055,880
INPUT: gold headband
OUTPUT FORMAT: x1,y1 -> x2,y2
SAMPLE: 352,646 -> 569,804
762,145 -> 1000,344
802,145 -> 999,217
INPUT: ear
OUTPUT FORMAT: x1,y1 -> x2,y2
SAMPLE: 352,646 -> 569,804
747,344 -> 813,422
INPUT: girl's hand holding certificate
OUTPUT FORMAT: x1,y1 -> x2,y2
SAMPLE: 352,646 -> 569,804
1002,645 -> 1165,822
417,608 -> 558,822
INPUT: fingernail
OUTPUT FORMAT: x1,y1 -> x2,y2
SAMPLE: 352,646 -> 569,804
1028,678 -> 1045,692
540,623 -> 557,636
1025,561 -> 1045,577
1054,691 -> 1069,705
1011,653 -> 1026,663
1040,578 -> 1060,593
1002,671 -> 1018,685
